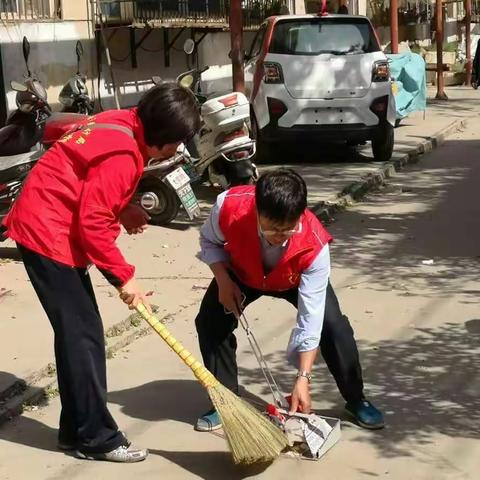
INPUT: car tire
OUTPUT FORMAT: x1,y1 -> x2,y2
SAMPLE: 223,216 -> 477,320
371,124 -> 394,162
250,113 -> 278,164
137,177 -> 180,226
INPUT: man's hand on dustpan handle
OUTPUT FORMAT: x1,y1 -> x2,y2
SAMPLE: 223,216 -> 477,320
219,279 -> 244,317
288,380 -> 312,415
118,277 -> 153,313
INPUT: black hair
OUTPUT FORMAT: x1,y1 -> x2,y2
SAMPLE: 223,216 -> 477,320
137,83 -> 201,147
255,168 -> 307,224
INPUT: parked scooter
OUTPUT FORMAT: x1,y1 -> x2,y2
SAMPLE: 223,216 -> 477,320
58,41 -> 94,115
2,37 -> 200,229
0,37 -> 51,157
0,37 -> 51,233
152,39 -> 257,189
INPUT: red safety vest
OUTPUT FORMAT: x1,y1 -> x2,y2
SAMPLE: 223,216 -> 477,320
219,185 -> 332,291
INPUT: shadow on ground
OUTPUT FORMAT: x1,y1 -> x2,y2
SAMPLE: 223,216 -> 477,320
109,379 -> 268,427
0,246 -> 21,261
329,137 -> 480,300
150,449 -> 271,480
239,320 -> 480,459
0,372 -> 57,453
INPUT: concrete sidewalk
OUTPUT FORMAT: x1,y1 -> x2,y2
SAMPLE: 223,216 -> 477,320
1,117 -> 479,480
0,85 -> 479,420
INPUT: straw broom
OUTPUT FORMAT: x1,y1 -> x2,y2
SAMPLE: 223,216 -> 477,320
135,303 -> 288,464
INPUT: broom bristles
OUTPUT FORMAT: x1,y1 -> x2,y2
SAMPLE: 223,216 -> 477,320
208,384 -> 289,465
133,303 -> 288,464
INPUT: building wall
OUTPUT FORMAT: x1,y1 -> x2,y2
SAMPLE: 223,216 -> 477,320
62,0 -> 89,20
0,15 -> 256,116
0,21 -> 93,114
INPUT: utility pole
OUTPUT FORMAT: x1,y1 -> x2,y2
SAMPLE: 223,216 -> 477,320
229,0 -> 245,93
435,0 -> 448,100
465,0 -> 472,86
390,0 -> 399,53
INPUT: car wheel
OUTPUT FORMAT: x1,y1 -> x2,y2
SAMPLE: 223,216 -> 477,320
371,124 -> 394,162
137,177 -> 180,226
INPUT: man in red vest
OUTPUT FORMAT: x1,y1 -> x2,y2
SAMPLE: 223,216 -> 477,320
195,169 -> 384,431
1,84 -> 200,462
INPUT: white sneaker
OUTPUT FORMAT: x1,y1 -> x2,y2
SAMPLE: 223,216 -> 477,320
76,444 -> 148,463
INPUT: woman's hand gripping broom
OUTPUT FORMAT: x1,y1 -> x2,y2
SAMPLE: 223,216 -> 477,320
135,303 -> 289,465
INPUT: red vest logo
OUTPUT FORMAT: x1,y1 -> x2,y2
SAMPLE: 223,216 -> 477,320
288,273 -> 300,285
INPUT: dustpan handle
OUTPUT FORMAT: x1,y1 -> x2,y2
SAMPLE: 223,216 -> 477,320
135,303 -> 218,389
237,312 -> 288,409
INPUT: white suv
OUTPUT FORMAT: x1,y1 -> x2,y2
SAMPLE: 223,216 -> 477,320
245,14 -> 396,162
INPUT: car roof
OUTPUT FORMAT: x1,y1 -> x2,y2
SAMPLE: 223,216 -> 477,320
267,14 -> 370,22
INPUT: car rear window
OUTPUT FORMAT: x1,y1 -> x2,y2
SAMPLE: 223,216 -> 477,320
269,18 -> 380,56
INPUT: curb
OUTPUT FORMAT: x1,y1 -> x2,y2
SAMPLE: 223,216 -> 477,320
0,302 -> 197,426
311,118 -> 467,223
0,117 -> 467,426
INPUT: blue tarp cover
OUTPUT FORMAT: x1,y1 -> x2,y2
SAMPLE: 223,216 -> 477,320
387,52 -> 427,120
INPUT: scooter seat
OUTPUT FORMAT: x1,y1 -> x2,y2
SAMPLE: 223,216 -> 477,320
43,112 -> 88,147
0,150 -> 42,173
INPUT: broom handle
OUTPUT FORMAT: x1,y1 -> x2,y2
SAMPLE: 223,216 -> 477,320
135,303 -> 219,389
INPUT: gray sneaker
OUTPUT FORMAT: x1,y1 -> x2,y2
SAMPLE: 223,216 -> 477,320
76,444 -> 148,463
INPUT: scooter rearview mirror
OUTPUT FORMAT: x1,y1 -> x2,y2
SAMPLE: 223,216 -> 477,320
76,40 -> 84,58
22,36 -> 31,75
183,38 -> 195,55
10,80 -> 28,92
76,40 -> 84,74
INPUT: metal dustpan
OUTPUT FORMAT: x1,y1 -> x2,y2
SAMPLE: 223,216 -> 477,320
269,405 -> 341,461
235,309 -> 341,460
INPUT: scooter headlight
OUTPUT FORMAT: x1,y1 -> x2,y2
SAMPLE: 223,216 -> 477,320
179,74 -> 194,89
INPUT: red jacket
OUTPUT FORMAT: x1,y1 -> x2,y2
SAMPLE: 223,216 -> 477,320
219,185 -> 332,291
2,109 -> 148,286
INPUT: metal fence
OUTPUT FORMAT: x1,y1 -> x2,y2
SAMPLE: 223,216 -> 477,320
96,0 -> 294,29
368,1 -> 480,27
0,0 -> 60,21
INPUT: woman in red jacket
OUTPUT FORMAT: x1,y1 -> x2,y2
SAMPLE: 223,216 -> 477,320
1,83 -> 200,463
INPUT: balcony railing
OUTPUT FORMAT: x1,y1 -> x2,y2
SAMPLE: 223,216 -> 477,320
0,0 -> 60,21
97,0 -> 294,29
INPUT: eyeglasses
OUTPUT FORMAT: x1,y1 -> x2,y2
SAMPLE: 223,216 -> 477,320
258,222 -> 301,237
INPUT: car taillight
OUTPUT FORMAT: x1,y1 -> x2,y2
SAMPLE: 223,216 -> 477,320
263,62 -> 284,84
372,61 -> 390,82
267,97 -> 287,120
219,94 -> 238,107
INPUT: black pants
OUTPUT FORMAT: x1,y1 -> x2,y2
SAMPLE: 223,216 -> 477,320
18,245 -> 125,454
195,278 -> 364,403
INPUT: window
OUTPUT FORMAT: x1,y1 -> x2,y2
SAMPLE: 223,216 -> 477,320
249,24 -> 267,59
0,0 -> 17,13
101,0 -> 121,18
269,18 -> 380,56
0,0 -> 54,18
